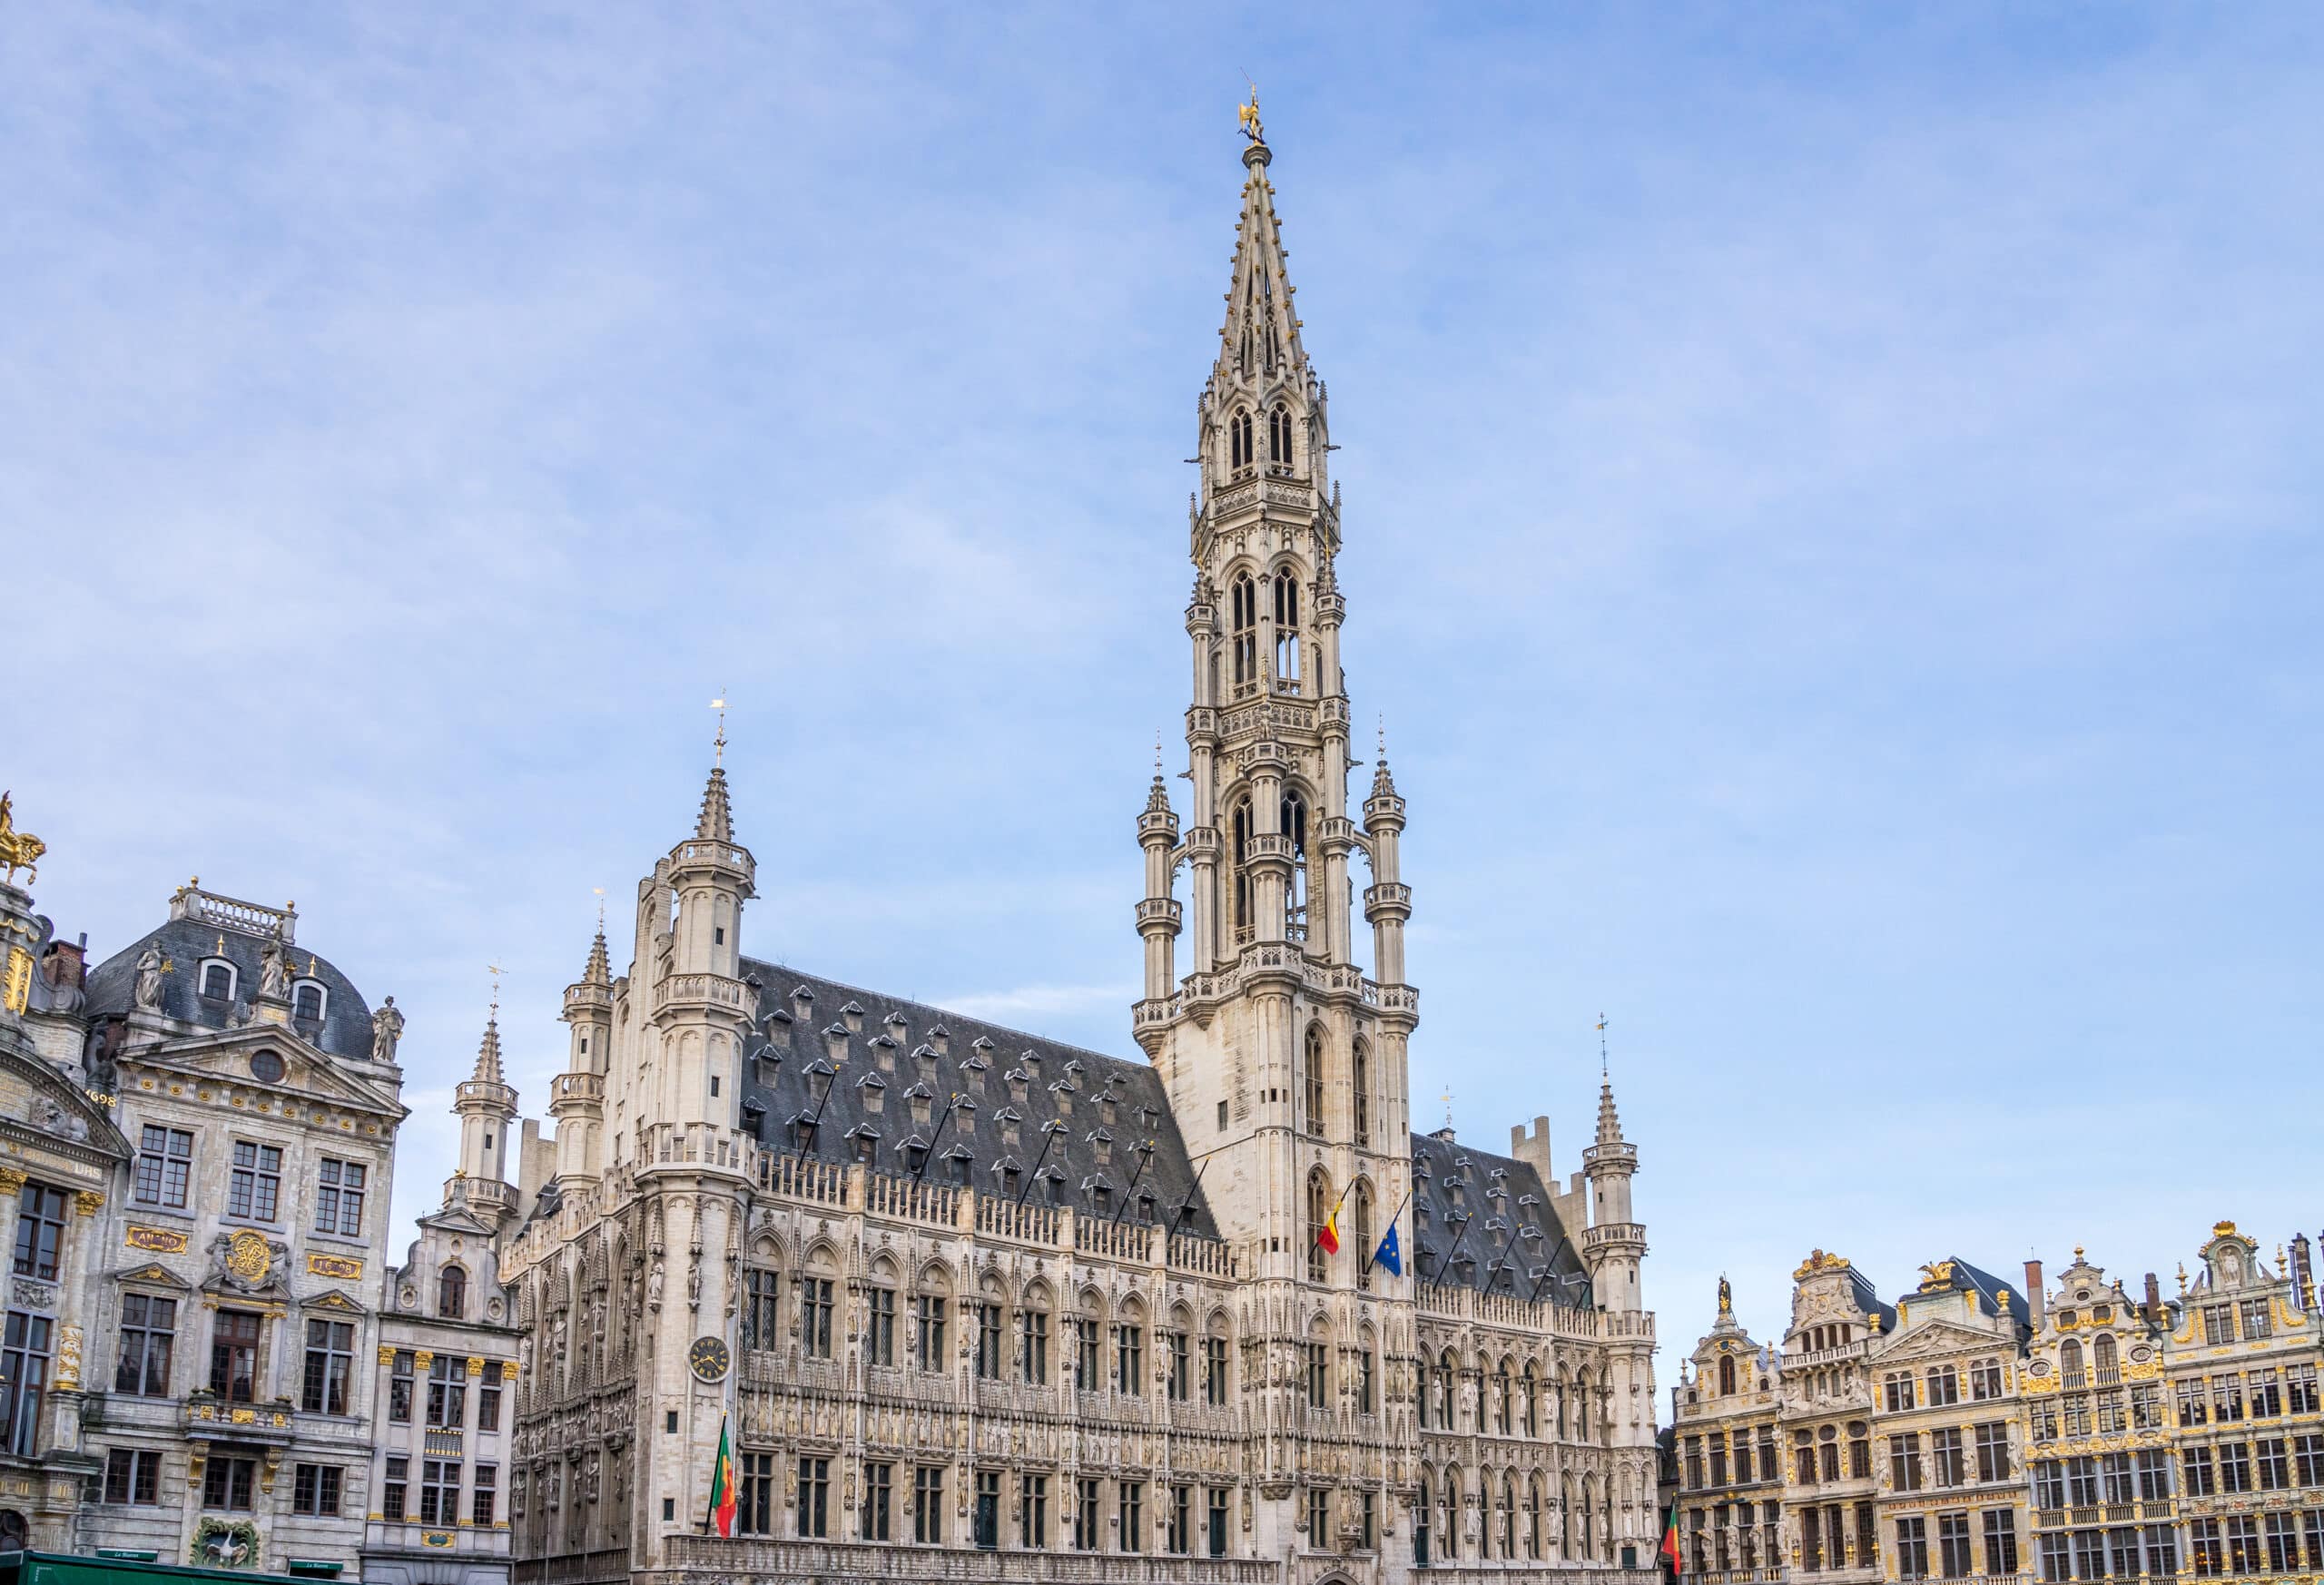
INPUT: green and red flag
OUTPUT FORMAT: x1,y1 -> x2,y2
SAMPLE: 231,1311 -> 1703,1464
1659,1499 -> 1682,1577
707,1414 -> 737,1537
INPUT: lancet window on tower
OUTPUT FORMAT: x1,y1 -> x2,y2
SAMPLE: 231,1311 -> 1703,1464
1352,1039 -> 1371,1147
1303,1026 -> 1325,1138
1230,407 -> 1254,471
1272,571 -> 1302,692
1229,799 -> 1254,948
1268,404 -> 1292,468
1230,576 -> 1257,696
1306,1171 -> 1333,1284
1281,788 -> 1309,942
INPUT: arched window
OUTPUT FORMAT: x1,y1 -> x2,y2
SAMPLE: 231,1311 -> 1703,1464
1352,1182 -> 1374,1294
1442,1468 -> 1462,1560
1498,1472 -> 1515,1559
1417,1368 -> 1431,1430
2093,1334 -> 2118,1379
291,980 -> 326,1023
1526,1473 -> 1543,1559
1560,1474 -> 1575,1556
200,960 -> 235,1001
1268,404 -> 1292,466
1351,1039 -> 1370,1146
1281,787 -> 1310,940
1718,1354 -> 1738,1395
1230,407 -> 1253,470
1230,575 -> 1257,691
1574,1366 -> 1594,1443
1579,1474 -> 1596,1560
2061,1336 -> 2084,1384
1416,1473 -> 1433,1564
1272,570 -> 1302,688
1496,1363 -> 1512,1433
1230,799 -> 1254,947
1439,1350 -> 1459,1430
1306,1172 -> 1333,1283
1304,1026 -> 1326,1137
438,1265 -> 468,1320
1521,1363 -> 1539,1435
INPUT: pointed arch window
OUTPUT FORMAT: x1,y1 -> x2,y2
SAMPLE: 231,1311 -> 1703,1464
1230,408 -> 1254,471
1305,1172 -> 1333,1284
1303,1025 -> 1325,1138
1268,404 -> 1292,467
1272,571 -> 1302,690
1229,576 -> 1257,693
1352,1183 -> 1374,1294
1352,1039 -> 1371,1146
1281,787 -> 1309,942
1230,799 -> 1254,948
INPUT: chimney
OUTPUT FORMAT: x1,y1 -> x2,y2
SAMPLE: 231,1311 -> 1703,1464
2291,1235 -> 2315,1311
2143,1271 -> 2164,1325
2023,1259 -> 2046,1331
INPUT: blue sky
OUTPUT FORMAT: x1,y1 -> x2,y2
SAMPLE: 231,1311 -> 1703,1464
5,5 -> 2319,1362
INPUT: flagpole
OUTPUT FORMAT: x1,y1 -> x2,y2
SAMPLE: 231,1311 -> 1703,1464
1362,1185 -> 1414,1277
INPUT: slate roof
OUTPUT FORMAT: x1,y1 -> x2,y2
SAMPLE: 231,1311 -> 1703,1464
735,960 -> 1219,1239
84,917 -> 376,1062
1896,1256 -> 2031,1330
1407,1129 -> 1590,1300
1848,1266 -> 1900,1334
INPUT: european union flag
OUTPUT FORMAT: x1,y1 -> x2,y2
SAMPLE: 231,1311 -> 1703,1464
1372,1223 -> 1403,1276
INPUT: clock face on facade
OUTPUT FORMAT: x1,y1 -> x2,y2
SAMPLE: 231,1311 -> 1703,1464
689,1336 -> 731,1383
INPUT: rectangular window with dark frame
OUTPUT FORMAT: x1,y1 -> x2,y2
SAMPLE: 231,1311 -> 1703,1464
389,1350 -> 413,1423
1169,1484 -> 1191,1554
427,1355 -> 468,1428
796,1455 -> 829,1538
134,1127 -> 193,1207
1890,1433 -> 1923,1492
1018,1306 -> 1049,1384
473,1463 -> 497,1527
478,1361 -> 504,1430
974,1303 -> 1003,1380
1974,1421 -> 2011,1483
913,1293 -> 946,1371
800,1278 -> 833,1359
1929,1427 -> 1965,1488
866,1286 -> 895,1367
1895,1515 -> 1929,1580
300,1319 -> 353,1416
1983,1509 -> 2018,1576
742,1269 -> 781,1352
738,1452 -> 776,1536
226,1142 -> 283,1223
1116,1324 -> 1143,1397
419,1460 -> 459,1525
11,1184 -> 66,1281
1074,1476 -> 1100,1550
203,1455 -> 258,1511
291,1463 -> 342,1516
382,1456 -> 408,1521
103,1447 -> 162,1505
2221,1440 -> 2252,1493
862,1460 -> 893,1541
1019,1472 -> 1048,1549
913,1465 -> 944,1544
1936,1511 -> 1971,1578
1203,1335 -> 1227,1404
1119,1480 -> 1143,1552
1166,1330 -> 1189,1401
314,1158 -> 366,1236
208,1309 -> 260,1404
114,1294 -> 176,1397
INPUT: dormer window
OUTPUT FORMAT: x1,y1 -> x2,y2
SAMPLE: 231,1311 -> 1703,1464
438,1265 -> 468,1320
292,981 -> 326,1024
200,960 -> 236,1002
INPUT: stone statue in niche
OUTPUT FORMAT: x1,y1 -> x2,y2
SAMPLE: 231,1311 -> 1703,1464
646,1261 -> 665,1311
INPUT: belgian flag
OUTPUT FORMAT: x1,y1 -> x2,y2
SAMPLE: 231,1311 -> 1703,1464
1659,1500 -> 1681,1577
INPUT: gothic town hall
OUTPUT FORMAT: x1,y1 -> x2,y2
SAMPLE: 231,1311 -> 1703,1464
0,125 -> 1658,1585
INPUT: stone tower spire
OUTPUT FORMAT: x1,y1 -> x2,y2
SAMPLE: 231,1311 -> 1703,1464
450,1006 -> 519,1228
552,912 -> 614,1186
1131,109 -> 1416,1564
1582,1052 -> 1647,1314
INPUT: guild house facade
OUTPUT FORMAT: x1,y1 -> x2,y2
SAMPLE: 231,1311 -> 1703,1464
1669,1224 -> 2324,1585
494,111 -> 1658,1585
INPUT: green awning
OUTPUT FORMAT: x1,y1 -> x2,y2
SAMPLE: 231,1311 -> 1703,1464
0,1551 -> 350,1585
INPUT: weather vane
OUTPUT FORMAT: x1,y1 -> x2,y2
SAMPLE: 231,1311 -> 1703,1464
487,962 -> 504,1019
711,690 -> 729,767
593,886 -> 606,933
1597,1014 -> 1610,1078
1237,79 -> 1263,143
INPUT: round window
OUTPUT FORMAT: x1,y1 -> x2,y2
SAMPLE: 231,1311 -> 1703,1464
250,1049 -> 286,1084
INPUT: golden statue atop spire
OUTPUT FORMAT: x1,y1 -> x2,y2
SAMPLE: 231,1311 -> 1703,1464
0,792 -> 46,887
1237,82 -> 1264,144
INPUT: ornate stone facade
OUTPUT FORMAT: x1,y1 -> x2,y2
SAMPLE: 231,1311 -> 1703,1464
496,120 -> 1657,1585
1672,1224 -> 2324,1585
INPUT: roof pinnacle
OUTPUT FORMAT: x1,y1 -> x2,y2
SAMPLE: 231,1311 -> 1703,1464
470,978 -> 506,1087
1594,1014 -> 1626,1148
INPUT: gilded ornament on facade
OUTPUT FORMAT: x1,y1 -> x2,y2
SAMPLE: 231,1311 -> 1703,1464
226,1229 -> 272,1282
1,949 -> 28,1017
0,794 -> 46,887
306,1252 -> 363,1281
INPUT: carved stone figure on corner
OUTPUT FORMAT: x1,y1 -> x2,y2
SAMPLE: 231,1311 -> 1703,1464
646,1261 -> 665,1312
371,996 -> 406,1063
133,946 -> 164,1012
